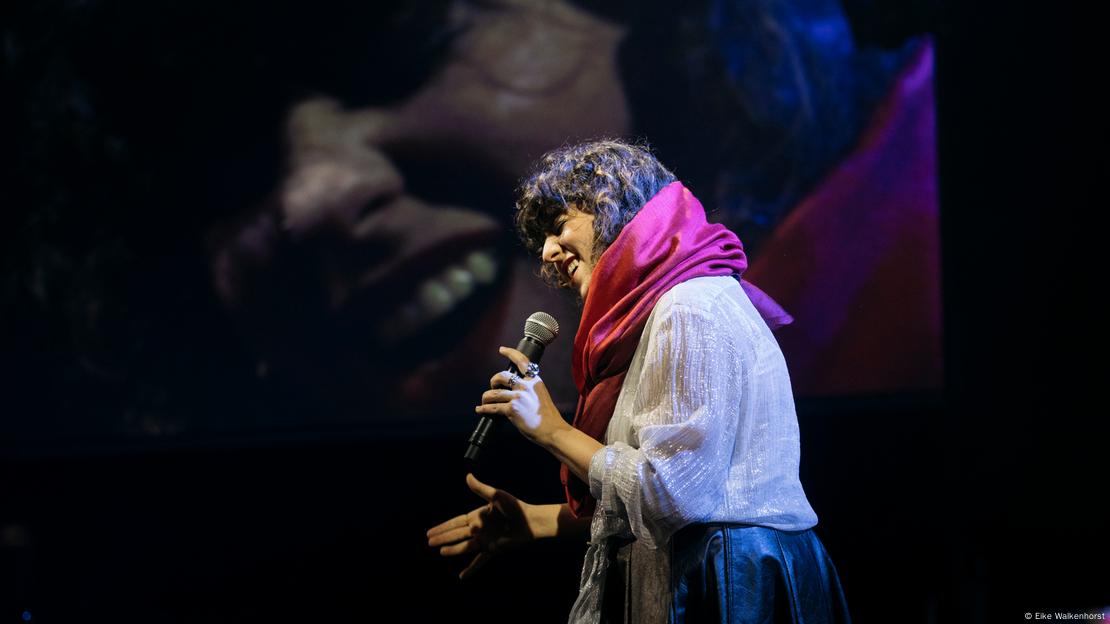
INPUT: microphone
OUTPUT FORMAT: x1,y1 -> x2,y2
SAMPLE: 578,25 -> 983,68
464,311 -> 559,462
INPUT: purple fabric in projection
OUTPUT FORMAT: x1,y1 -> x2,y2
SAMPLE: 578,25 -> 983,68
746,41 -> 941,395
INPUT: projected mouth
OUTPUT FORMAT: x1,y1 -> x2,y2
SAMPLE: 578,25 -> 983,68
373,248 -> 499,343
210,185 -> 523,416
319,194 -> 514,378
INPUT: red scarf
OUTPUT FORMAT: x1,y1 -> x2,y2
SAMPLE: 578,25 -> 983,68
562,181 -> 792,518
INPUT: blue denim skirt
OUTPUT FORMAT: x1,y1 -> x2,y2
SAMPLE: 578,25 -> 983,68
601,524 -> 850,624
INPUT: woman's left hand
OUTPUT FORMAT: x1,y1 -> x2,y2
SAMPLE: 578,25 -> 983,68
476,346 -> 569,447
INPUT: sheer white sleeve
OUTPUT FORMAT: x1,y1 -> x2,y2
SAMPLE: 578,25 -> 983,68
587,297 -> 752,548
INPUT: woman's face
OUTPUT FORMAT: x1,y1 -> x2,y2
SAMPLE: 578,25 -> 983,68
542,208 -> 597,300
207,0 -> 630,418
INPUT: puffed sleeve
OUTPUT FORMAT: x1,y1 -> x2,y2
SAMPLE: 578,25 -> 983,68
587,297 -> 754,548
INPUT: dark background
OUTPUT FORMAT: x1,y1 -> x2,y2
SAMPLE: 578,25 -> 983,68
2,1 -> 1105,623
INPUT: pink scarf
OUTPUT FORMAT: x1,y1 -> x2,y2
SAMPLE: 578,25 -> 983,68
562,181 -> 792,517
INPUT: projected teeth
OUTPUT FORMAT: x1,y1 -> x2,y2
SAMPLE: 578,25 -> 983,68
419,280 -> 454,318
443,266 -> 475,299
375,249 -> 499,344
465,250 -> 497,284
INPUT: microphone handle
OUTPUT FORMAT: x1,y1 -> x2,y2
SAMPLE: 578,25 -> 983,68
463,336 -> 546,463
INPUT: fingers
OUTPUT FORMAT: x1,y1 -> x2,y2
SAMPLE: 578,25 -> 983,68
439,539 -> 480,557
489,370 -> 515,389
460,552 -> 492,580
426,477 -> 507,580
474,402 -> 510,417
498,346 -> 531,373
426,513 -> 468,539
426,499 -> 486,540
466,473 -> 497,502
427,524 -> 473,548
427,502 -> 489,552
480,388 -> 516,404
426,478 -> 506,580
488,346 -> 531,388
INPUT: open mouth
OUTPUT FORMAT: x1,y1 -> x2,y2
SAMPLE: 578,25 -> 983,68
373,247 -> 501,344
561,257 -> 580,283
327,222 -> 514,380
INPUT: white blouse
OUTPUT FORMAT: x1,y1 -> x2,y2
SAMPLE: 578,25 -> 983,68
569,275 -> 817,623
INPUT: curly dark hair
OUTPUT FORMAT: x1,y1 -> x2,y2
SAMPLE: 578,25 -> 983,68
514,139 -> 677,289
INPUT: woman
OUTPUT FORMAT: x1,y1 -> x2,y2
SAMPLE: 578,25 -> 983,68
427,140 -> 849,623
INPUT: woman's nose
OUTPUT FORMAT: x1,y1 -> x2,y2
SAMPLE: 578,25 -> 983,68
541,235 -> 562,263
280,98 -> 404,239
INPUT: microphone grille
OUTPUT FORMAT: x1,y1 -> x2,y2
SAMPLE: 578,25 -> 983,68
523,312 -> 559,345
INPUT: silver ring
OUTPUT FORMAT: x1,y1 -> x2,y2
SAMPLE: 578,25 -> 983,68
523,362 -> 540,378
507,372 -> 521,387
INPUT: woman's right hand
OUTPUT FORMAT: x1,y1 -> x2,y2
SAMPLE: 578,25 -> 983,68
426,473 -> 539,579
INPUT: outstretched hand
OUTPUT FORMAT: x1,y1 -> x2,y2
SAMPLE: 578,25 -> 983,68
426,473 -> 536,580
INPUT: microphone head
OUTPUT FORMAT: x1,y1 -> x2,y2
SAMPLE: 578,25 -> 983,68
523,312 -> 559,346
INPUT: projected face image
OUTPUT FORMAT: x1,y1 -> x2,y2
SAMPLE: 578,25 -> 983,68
207,0 -> 629,418
205,0 -> 944,422
5,0 -> 943,442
